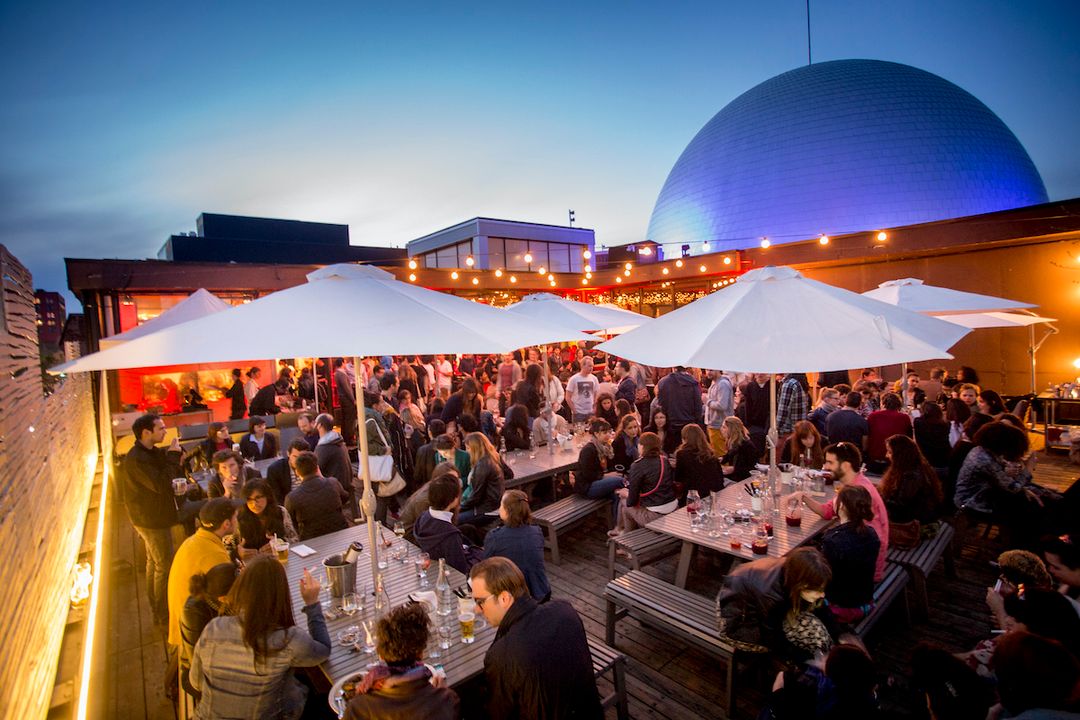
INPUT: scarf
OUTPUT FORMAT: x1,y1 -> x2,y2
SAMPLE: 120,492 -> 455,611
357,660 -> 430,694
593,437 -> 614,462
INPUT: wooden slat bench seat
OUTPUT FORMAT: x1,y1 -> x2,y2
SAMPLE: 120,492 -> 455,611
604,570 -> 747,717
588,635 -> 629,720
886,522 -> 956,618
853,563 -> 910,639
532,495 -> 610,565
608,528 -> 683,579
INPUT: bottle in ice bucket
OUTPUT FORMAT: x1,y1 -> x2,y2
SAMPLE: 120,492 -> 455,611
343,541 -> 363,565
435,558 -> 455,617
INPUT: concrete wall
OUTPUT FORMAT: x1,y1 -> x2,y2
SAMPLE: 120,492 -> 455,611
800,237 -> 1078,395
0,245 -> 99,718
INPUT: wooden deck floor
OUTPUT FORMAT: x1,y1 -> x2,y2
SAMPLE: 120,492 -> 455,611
106,443 -> 1077,719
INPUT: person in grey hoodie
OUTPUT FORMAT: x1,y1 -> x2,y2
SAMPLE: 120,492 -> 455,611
314,413 -> 355,518
656,366 -> 703,443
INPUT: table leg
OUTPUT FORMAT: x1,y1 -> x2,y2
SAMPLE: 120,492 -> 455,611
674,541 -> 694,589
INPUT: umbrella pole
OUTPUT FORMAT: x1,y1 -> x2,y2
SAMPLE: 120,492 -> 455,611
769,374 -> 778,481
313,358 -> 319,415
900,362 -> 908,410
353,356 -> 379,588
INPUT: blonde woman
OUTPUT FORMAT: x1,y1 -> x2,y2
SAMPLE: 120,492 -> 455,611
458,432 -> 504,526
720,416 -> 759,483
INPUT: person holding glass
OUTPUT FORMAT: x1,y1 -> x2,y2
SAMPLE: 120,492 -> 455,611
610,432 -> 678,537
611,414 -> 641,474
189,556 -> 329,720
237,479 -> 298,562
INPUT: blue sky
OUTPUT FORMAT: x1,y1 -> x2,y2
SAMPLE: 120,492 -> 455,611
2,1 -> 1078,308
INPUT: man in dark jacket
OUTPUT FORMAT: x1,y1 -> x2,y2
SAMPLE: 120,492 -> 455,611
314,412 -> 356,517
206,449 -> 259,505
224,368 -> 246,420
470,557 -> 602,720
656,366 -> 703,442
412,474 -> 482,575
741,373 -> 773,458
411,419 -> 446,489
284,451 -> 349,541
265,439 -> 310,503
247,382 -> 281,416
334,358 -> 357,445
296,412 -> 319,451
614,360 -> 637,407
123,414 -> 183,625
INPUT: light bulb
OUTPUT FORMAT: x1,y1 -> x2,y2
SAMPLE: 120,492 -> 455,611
450,271 -> 459,280
624,262 -> 632,270
510,275 -> 517,283
538,266 -> 546,275
465,255 -> 475,267
623,269 -> 630,277
581,278 -> 587,285
662,267 -> 669,275
699,265 -> 707,272
583,249 -> 592,259
585,272 -> 592,279
408,273 -> 417,282
471,277 -> 479,285
494,268 -> 503,278
819,234 -> 830,245
408,259 -> 417,270
547,274 -> 554,282
877,231 -> 888,242
760,238 -> 771,249
524,253 -> 533,263
723,256 -> 732,265
584,264 -> 592,272
675,259 -> 683,268
615,277 -> 622,283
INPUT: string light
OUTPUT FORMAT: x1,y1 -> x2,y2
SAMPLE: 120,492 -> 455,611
471,277 -> 479,285
615,277 -> 622,283
510,275 -> 518,283
494,268 -> 503,278
538,266 -> 546,275
877,231 -> 888,242
675,259 -> 683,268
408,273 -> 417,282
465,255 -> 475,267
585,271 -> 592,279
549,279 -> 556,287
623,269 -> 630,277
662,267 -> 669,275
624,262 -> 633,270
699,264 -> 707,272
701,241 -> 710,252
581,278 -> 587,285
760,237 -> 771,249
818,234 -> 830,245
450,271 -> 459,280
584,264 -> 592,272
723,256 -> 732,265
583,249 -> 592,259
408,259 -> 418,270
524,253 -> 533,263
547,274 -> 554,282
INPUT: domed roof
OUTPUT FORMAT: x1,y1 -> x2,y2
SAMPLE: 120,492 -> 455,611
647,59 -> 1048,252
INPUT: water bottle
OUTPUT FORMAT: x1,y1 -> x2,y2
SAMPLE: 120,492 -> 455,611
498,436 -> 507,460
373,573 -> 390,620
435,558 -> 454,617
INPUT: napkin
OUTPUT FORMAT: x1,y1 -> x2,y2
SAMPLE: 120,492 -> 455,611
290,544 -> 316,558
408,590 -> 438,609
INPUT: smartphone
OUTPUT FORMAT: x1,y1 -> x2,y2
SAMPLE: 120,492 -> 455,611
993,578 -> 1003,594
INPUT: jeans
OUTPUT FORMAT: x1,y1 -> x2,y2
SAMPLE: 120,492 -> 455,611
585,473 -> 625,524
133,524 -> 175,623
572,412 -> 592,424
457,508 -> 495,526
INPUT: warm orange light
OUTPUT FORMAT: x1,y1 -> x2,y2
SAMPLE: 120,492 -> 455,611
584,264 -> 592,272
760,238 -> 771,249
408,259 -> 418,270
723,256 -> 732,265
408,273 -> 417,282
547,274 -> 554,282
675,259 -> 684,268
699,264 -> 707,272
450,271 -> 459,280
581,278 -> 587,285
471,277 -> 479,285
494,268 -> 503,278
623,269 -> 631,277
819,234 -> 830,245
1074,358 -> 1080,369
583,249 -> 592,259
510,275 -> 518,283
662,267 -> 669,275
524,253 -> 533,263
585,272 -> 592,279
639,247 -> 652,256
549,280 -> 556,287
538,266 -> 546,275
624,262 -> 632,270
616,277 -> 622,283
877,231 -> 888,242
465,255 -> 475,267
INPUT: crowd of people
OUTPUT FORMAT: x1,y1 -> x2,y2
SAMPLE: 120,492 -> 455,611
120,351 -> 1080,719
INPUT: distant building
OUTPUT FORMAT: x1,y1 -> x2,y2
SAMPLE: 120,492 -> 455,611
406,217 -> 595,273
34,289 -> 66,353
60,313 -> 86,362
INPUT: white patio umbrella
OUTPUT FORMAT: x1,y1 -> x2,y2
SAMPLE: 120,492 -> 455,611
596,266 -> 969,475
504,292 -> 650,335
863,278 -> 1047,394
99,288 -> 231,349
53,263 -> 592,585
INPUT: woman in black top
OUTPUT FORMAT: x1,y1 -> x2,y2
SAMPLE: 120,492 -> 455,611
573,418 -> 624,515
821,484 -> 881,624
778,420 -> 825,469
458,432 -> 504,526
613,432 -> 678,535
674,424 -> 724,500
880,434 -> 943,524
720,416 -> 759,483
914,400 -> 951,469
511,363 -> 543,418
611,414 -> 641,474
645,408 -> 676,455
202,422 -> 232,465
179,562 -> 238,698
594,392 -> 619,428
237,479 -> 297,560
500,403 -> 532,451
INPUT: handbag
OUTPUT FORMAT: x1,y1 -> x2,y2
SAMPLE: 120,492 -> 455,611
366,418 -> 407,497
889,519 -> 921,550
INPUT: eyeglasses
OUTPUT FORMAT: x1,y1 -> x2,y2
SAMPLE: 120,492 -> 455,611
473,594 -> 496,607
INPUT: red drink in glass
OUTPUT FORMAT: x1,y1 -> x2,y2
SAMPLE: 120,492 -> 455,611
763,521 -> 773,537
785,513 -> 802,527
729,537 -> 742,550
751,538 -> 769,555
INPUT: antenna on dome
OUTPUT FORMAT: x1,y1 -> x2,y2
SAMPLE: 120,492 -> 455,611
806,0 -> 812,65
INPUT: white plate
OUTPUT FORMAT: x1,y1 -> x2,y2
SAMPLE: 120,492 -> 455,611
328,670 -> 367,717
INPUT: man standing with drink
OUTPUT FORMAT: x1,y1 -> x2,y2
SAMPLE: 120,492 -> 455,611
470,557 -> 602,719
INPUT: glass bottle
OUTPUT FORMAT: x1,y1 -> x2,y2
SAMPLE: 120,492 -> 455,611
435,558 -> 454,617
373,572 -> 390,620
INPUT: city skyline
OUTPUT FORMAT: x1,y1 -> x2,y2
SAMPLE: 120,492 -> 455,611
2,1 -> 1078,307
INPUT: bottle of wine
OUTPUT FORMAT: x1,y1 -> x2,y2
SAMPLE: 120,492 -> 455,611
435,558 -> 454,617
343,541 -> 363,565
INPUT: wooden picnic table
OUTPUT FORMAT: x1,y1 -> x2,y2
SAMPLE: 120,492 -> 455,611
647,478 -> 835,588
501,442 -> 580,497
281,523 -> 495,691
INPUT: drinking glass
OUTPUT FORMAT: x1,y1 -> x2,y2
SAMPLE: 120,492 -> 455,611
393,521 -> 405,539
416,552 -> 431,587
459,612 -> 476,644
320,573 -> 334,609
724,511 -> 736,535
438,624 -> 452,650
341,593 -> 360,616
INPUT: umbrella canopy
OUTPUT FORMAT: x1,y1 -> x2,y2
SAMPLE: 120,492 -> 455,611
595,266 -> 968,373
936,311 -> 1056,329
98,288 -> 231,350
861,278 -> 1035,315
52,264 -> 592,373
504,293 -> 650,335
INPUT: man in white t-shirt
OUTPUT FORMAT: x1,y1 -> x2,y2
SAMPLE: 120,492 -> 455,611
566,356 -> 600,423
434,354 -> 453,399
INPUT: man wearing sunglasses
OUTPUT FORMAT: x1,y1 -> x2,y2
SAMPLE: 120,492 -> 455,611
470,557 -> 602,719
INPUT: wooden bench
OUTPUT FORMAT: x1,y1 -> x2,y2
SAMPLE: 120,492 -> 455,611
605,570 -> 743,717
533,495 -> 610,565
853,563 -> 910,639
588,635 -> 629,720
886,522 -> 956,618
607,528 -> 683,579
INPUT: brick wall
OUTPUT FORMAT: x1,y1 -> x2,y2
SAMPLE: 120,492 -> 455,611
0,245 -> 100,719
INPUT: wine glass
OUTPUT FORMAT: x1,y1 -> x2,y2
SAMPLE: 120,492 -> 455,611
416,552 -> 431,587
393,520 -> 405,539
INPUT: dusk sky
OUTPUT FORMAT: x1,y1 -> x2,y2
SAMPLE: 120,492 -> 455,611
2,1 -> 1078,308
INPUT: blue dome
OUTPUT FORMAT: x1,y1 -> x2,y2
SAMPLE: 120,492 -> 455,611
647,59 -> 1048,252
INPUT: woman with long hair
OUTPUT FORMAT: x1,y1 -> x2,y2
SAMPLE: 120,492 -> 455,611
645,407 -> 675,455
500,403 -> 532,451
612,432 -> 678,535
914,400 -> 950,468
880,434 -> 944,525
945,398 -> 972,447
458,432 -> 505,525
978,389 -> 1008,417
512,363 -> 544,418
441,376 -> 482,425
573,418 -> 624,513
398,388 -> 428,448
202,422 -> 232,464
720,416 -> 759,483
611,413 -> 641,473
779,420 -> 825,469
821,485 -> 881,623
674,423 -> 723,498
179,563 -> 239,699
237,479 -> 298,561
482,490 -> 551,601
190,557 -> 329,719
594,392 -> 618,427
